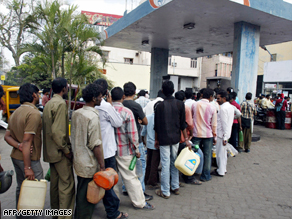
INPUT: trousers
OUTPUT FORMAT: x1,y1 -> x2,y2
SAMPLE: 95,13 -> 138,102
215,137 -> 227,176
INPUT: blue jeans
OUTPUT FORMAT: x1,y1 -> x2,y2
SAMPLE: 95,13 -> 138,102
103,156 -> 120,219
192,137 -> 213,181
122,142 -> 146,192
195,148 -> 204,174
160,143 -> 179,196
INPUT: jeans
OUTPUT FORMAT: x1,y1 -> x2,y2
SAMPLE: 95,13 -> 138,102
145,148 -> 160,186
122,142 -> 146,192
160,143 -> 179,196
103,156 -> 120,219
276,110 -> 286,130
229,123 -> 239,148
192,137 -> 213,181
12,158 -> 43,219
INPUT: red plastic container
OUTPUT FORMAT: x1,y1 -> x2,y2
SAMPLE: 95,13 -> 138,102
285,112 -> 291,130
93,168 -> 119,190
266,110 -> 276,129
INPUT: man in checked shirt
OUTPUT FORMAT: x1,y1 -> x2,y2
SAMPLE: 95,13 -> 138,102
111,87 -> 155,211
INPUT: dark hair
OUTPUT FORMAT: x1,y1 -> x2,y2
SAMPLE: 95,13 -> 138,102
202,88 -> 214,99
19,83 -> 39,104
266,94 -> 270,98
82,83 -> 102,103
185,89 -> 193,99
229,92 -> 237,100
227,87 -> 234,93
154,101 -> 162,112
162,81 -> 174,97
157,90 -> 165,99
43,88 -> 50,94
246,92 -> 252,100
199,88 -> 205,95
94,78 -> 108,96
138,90 -> 146,97
175,91 -> 185,101
0,85 -> 4,98
217,89 -> 229,101
111,87 -> 124,101
52,78 -> 67,94
123,82 -> 136,97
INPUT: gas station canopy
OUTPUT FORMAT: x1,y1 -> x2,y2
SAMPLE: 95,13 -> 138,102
104,0 -> 292,58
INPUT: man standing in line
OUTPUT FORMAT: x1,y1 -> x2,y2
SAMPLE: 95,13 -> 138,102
42,88 -> 50,107
143,90 -> 165,116
122,82 -> 152,201
111,87 -> 155,210
5,83 -> 43,213
94,79 -> 124,219
72,84 -> 128,219
275,93 -> 288,130
227,87 -> 240,104
43,78 -> 75,218
184,89 -> 196,109
154,81 -> 191,199
191,88 -> 217,182
135,90 -> 150,108
211,90 -> 234,177
240,92 -> 257,153
229,92 -> 242,151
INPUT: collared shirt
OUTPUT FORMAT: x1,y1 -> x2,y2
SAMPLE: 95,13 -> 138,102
71,106 -> 103,178
180,105 -> 194,143
8,102 -> 42,161
154,96 -> 186,146
135,96 -> 150,108
217,102 -> 234,140
275,98 -> 288,111
241,100 -> 256,120
43,94 -> 71,163
184,99 -> 196,110
113,102 -> 139,156
141,113 -> 156,150
143,97 -> 164,116
123,100 -> 146,143
261,98 -> 275,109
230,100 -> 241,124
95,99 -> 123,159
192,99 -> 217,138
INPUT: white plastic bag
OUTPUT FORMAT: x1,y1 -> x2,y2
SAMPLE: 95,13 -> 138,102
226,143 -> 238,157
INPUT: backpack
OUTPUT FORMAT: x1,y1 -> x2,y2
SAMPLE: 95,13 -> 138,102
275,99 -> 284,112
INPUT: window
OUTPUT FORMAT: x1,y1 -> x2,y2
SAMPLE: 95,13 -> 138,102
271,54 -> 277,62
190,58 -> 197,68
124,58 -> 133,64
102,51 -> 110,60
168,56 -> 172,66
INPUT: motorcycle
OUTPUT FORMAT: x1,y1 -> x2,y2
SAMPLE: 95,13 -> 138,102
254,107 -> 267,125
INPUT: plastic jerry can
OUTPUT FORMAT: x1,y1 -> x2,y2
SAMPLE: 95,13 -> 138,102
87,180 -> 105,204
93,168 -> 119,190
0,170 -> 14,194
175,147 -> 200,176
18,179 -> 47,210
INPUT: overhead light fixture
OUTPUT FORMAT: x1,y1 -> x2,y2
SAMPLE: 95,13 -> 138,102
142,40 -> 149,46
183,22 -> 195,30
196,48 -> 204,54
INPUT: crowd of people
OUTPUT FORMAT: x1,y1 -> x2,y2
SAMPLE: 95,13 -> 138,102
2,77 -> 289,219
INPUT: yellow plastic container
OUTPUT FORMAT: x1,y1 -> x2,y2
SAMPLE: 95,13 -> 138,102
175,147 -> 200,176
17,179 -> 47,210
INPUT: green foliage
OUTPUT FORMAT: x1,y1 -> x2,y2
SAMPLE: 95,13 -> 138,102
6,55 -> 51,89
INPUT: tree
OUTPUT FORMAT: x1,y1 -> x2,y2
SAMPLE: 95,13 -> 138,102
0,0 -> 37,66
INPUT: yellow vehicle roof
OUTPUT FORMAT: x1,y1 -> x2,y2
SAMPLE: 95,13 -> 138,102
7,87 -> 20,92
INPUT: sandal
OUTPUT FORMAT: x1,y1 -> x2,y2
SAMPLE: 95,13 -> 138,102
189,179 -> 202,185
148,184 -> 160,190
155,189 -> 170,199
116,212 -> 128,219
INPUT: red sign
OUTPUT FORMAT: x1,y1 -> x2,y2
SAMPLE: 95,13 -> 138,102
81,11 -> 123,27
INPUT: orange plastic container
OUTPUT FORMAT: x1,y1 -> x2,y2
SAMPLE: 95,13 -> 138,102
93,168 -> 119,190
87,180 -> 105,204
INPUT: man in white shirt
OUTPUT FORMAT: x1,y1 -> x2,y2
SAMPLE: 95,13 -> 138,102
184,89 -> 196,109
94,79 -> 124,219
262,94 -> 275,109
143,90 -> 165,116
135,90 -> 150,108
211,90 -> 234,177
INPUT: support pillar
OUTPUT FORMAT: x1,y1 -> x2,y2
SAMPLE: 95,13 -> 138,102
231,21 -> 260,103
150,48 -> 169,99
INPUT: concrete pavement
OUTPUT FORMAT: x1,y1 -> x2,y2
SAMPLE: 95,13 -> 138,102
1,125 -> 292,219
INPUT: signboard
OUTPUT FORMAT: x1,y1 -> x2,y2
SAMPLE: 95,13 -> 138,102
265,84 -> 276,89
81,11 -> 122,27
1,75 -> 5,80
263,60 -> 292,82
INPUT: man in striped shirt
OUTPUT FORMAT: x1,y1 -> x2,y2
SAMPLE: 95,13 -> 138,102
191,88 -> 217,182
112,87 -> 155,210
